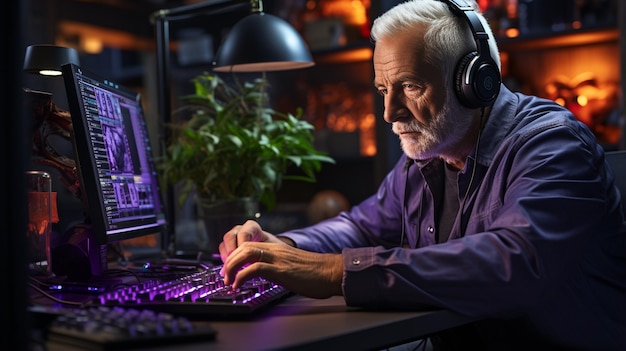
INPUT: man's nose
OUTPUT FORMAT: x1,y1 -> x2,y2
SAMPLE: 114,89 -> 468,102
382,91 -> 403,124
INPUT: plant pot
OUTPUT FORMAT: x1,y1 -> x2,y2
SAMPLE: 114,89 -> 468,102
197,197 -> 260,259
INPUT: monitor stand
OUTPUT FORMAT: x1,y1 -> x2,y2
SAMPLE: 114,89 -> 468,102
50,223 -> 108,281
27,224 -> 126,296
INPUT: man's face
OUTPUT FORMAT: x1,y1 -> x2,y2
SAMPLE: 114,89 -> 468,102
373,28 -> 472,161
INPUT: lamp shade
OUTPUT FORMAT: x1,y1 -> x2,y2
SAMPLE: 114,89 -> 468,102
213,12 -> 314,72
23,44 -> 80,76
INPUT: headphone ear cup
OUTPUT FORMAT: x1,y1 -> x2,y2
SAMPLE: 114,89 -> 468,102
454,51 -> 501,108
454,51 -> 478,108
454,51 -> 480,108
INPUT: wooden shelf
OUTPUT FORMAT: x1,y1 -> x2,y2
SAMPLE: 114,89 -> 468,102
498,27 -> 618,52
312,41 -> 373,64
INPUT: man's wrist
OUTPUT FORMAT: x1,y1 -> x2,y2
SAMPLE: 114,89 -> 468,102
277,236 -> 296,247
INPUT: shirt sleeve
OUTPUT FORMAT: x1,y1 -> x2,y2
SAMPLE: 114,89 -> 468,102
278,156 -> 410,253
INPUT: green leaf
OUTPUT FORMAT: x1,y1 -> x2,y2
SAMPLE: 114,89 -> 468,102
158,72 -> 335,211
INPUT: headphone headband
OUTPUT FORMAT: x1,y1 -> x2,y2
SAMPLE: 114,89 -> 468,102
444,0 -> 474,12
439,0 -> 501,108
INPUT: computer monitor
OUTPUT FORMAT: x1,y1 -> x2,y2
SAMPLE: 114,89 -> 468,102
60,63 -> 166,277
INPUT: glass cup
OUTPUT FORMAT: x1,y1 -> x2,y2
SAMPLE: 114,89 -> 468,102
26,170 -> 54,276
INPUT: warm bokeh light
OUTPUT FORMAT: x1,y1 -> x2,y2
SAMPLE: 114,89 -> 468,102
505,27 -> 519,38
81,36 -> 104,54
319,0 -> 369,26
545,72 -> 621,145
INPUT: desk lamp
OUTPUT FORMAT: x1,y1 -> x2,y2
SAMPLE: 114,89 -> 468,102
151,0 -> 314,126
23,44 -> 81,200
23,44 -> 80,76
151,0 -> 315,251
211,0 -> 315,72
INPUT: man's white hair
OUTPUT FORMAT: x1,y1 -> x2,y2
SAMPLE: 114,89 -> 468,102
370,0 -> 500,86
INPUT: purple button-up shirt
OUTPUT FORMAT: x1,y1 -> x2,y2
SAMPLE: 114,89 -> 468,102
279,85 -> 626,350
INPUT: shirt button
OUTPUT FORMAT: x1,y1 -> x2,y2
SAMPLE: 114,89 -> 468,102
352,258 -> 361,265
428,226 -> 434,233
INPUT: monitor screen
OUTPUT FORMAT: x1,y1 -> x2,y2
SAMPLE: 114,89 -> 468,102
61,63 -> 166,246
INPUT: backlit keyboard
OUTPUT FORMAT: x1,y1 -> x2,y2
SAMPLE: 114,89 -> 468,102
90,265 -> 291,317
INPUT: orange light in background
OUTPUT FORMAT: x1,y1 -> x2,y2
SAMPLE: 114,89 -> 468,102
505,27 -> 520,38
506,0 -> 518,19
545,72 -> 621,145
315,47 -> 372,64
324,94 -> 377,156
361,113 -> 377,156
310,81 -> 376,157
313,0 -> 371,42
319,0 -> 369,26
499,51 -> 508,77
81,36 -> 103,54
301,0 -> 375,156
305,0 -> 316,11
477,0 -> 489,11
554,97 -> 566,106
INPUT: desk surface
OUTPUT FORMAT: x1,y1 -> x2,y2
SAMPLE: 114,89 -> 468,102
31,274 -> 477,351
139,295 -> 477,351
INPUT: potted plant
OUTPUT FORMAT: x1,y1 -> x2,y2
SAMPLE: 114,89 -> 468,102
157,72 -> 334,250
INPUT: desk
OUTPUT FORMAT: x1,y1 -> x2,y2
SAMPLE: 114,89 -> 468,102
31,274 -> 476,350
140,295 -> 477,351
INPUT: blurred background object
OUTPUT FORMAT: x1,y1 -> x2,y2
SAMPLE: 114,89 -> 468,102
307,189 -> 350,224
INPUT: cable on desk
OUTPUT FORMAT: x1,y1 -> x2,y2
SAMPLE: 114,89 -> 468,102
27,280 -> 84,307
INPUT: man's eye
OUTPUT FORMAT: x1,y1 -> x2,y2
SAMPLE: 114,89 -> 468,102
403,84 -> 425,96
377,89 -> 387,96
403,83 -> 419,90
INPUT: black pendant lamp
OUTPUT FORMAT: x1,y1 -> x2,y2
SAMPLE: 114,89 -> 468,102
212,0 -> 314,72
23,45 -> 80,76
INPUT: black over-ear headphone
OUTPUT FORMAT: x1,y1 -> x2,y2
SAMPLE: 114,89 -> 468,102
440,0 -> 501,108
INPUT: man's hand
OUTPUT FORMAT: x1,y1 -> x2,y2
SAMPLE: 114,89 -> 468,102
219,219 -> 288,260
219,220 -> 344,299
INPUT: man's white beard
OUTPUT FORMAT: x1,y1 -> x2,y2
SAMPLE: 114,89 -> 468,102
393,93 -> 473,160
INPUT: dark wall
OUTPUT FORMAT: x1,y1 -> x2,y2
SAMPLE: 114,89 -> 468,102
3,0 -> 30,350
